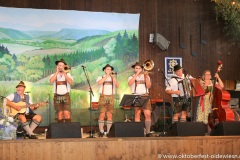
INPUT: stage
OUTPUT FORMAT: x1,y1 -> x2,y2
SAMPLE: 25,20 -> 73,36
1,135 -> 240,160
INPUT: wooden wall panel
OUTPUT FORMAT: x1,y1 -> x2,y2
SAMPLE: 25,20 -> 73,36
0,0 -> 239,101
0,137 -> 240,160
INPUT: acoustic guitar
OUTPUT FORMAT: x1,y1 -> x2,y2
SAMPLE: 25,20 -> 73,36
6,101 -> 48,116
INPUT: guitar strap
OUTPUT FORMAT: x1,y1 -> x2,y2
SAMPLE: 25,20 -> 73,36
13,92 -> 29,104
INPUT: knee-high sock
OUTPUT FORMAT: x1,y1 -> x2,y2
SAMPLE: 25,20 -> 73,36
98,120 -> 104,133
65,118 -> 71,123
180,118 -> 186,122
106,121 -> 112,134
172,118 -> 178,124
145,121 -> 151,134
22,122 -> 34,135
30,120 -> 40,132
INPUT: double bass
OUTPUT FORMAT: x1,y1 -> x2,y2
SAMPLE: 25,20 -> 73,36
209,61 -> 239,128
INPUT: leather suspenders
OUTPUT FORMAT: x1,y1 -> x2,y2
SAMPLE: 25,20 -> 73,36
134,75 -> 147,94
55,75 -> 67,94
102,76 -> 113,95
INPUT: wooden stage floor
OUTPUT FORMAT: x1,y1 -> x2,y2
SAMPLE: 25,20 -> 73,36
1,135 -> 240,160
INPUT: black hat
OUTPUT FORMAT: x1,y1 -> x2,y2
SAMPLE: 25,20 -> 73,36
55,58 -> 67,65
173,64 -> 182,71
16,81 -> 26,88
131,62 -> 143,69
102,64 -> 114,71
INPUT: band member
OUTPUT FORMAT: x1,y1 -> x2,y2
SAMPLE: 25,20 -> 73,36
6,81 -> 42,139
50,59 -> 73,123
196,70 -> 224,132
128,62 -> 152,137
165,64 -> 191,123
97,64 -> 119,137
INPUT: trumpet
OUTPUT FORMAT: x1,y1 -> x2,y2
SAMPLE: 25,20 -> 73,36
62,65 -> 71,73
142,59 -> 154,74
143,59 -> 154,71
110,71 -> 117,76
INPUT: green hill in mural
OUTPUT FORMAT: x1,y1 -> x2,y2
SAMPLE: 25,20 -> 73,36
0,27 -> 32,40
21,30 -> 138,56
24,30 -> 56,38
39,28 -> 111,40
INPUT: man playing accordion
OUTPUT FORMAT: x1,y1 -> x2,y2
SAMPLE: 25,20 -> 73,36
165,64 -> 191,123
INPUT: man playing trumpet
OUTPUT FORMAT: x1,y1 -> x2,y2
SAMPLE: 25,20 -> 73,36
128,62 -> 152,137
97,64 -> 119,137
50,58 -> 73,123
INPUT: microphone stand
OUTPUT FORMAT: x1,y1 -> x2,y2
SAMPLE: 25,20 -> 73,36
82,66 -> 95,138
159,69 -> 171,137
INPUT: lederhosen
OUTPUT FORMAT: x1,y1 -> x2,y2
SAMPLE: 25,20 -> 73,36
12,93 -> 36,119
98,76 -> 114,113
134,75 -> 152,110
172,77 -> 191,113
53,78 -> 71,112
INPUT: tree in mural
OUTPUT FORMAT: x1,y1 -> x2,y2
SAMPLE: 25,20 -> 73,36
0,54 -> 15,81
0,44 -> 10,58
25,56 -> 45,82
104,38 -> 117,60
113,31 -> 138,64
42,55 -> 51,76
16,55 -> 29,81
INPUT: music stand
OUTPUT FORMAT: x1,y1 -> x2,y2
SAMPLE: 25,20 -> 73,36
120,94 -> 150,121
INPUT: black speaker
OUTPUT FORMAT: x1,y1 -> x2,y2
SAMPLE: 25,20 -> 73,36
211,121 -> 240,136
167,122 -> 205,136
108,122 -> 144,137
46,122 -> 82,138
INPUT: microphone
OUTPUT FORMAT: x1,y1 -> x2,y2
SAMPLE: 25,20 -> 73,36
81,65 -> 86,68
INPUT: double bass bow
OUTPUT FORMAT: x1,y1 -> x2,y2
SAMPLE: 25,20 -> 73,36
209,61 -> 238,128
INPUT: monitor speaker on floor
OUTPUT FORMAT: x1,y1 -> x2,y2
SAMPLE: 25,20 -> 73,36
167,122 -> 205,136
46,122 -> 82,138
108,122 -> 144,137
211,121 -> 240,136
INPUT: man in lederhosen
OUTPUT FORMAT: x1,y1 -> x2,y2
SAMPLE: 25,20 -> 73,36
6,81 -> 42,139
128,62 -> 152,137
97,64 -> 119,137
50,59 -> 73,123
165,64 -> 191,123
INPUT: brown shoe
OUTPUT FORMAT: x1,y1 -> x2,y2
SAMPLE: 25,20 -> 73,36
146,133 -> 151,137
26,134 -> 38,139
98,132 -> 104,137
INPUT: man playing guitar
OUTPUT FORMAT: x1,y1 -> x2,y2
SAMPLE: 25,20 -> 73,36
6,81 -> 42,139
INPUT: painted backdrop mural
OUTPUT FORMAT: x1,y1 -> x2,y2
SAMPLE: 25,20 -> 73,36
0,7 -> 140,125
